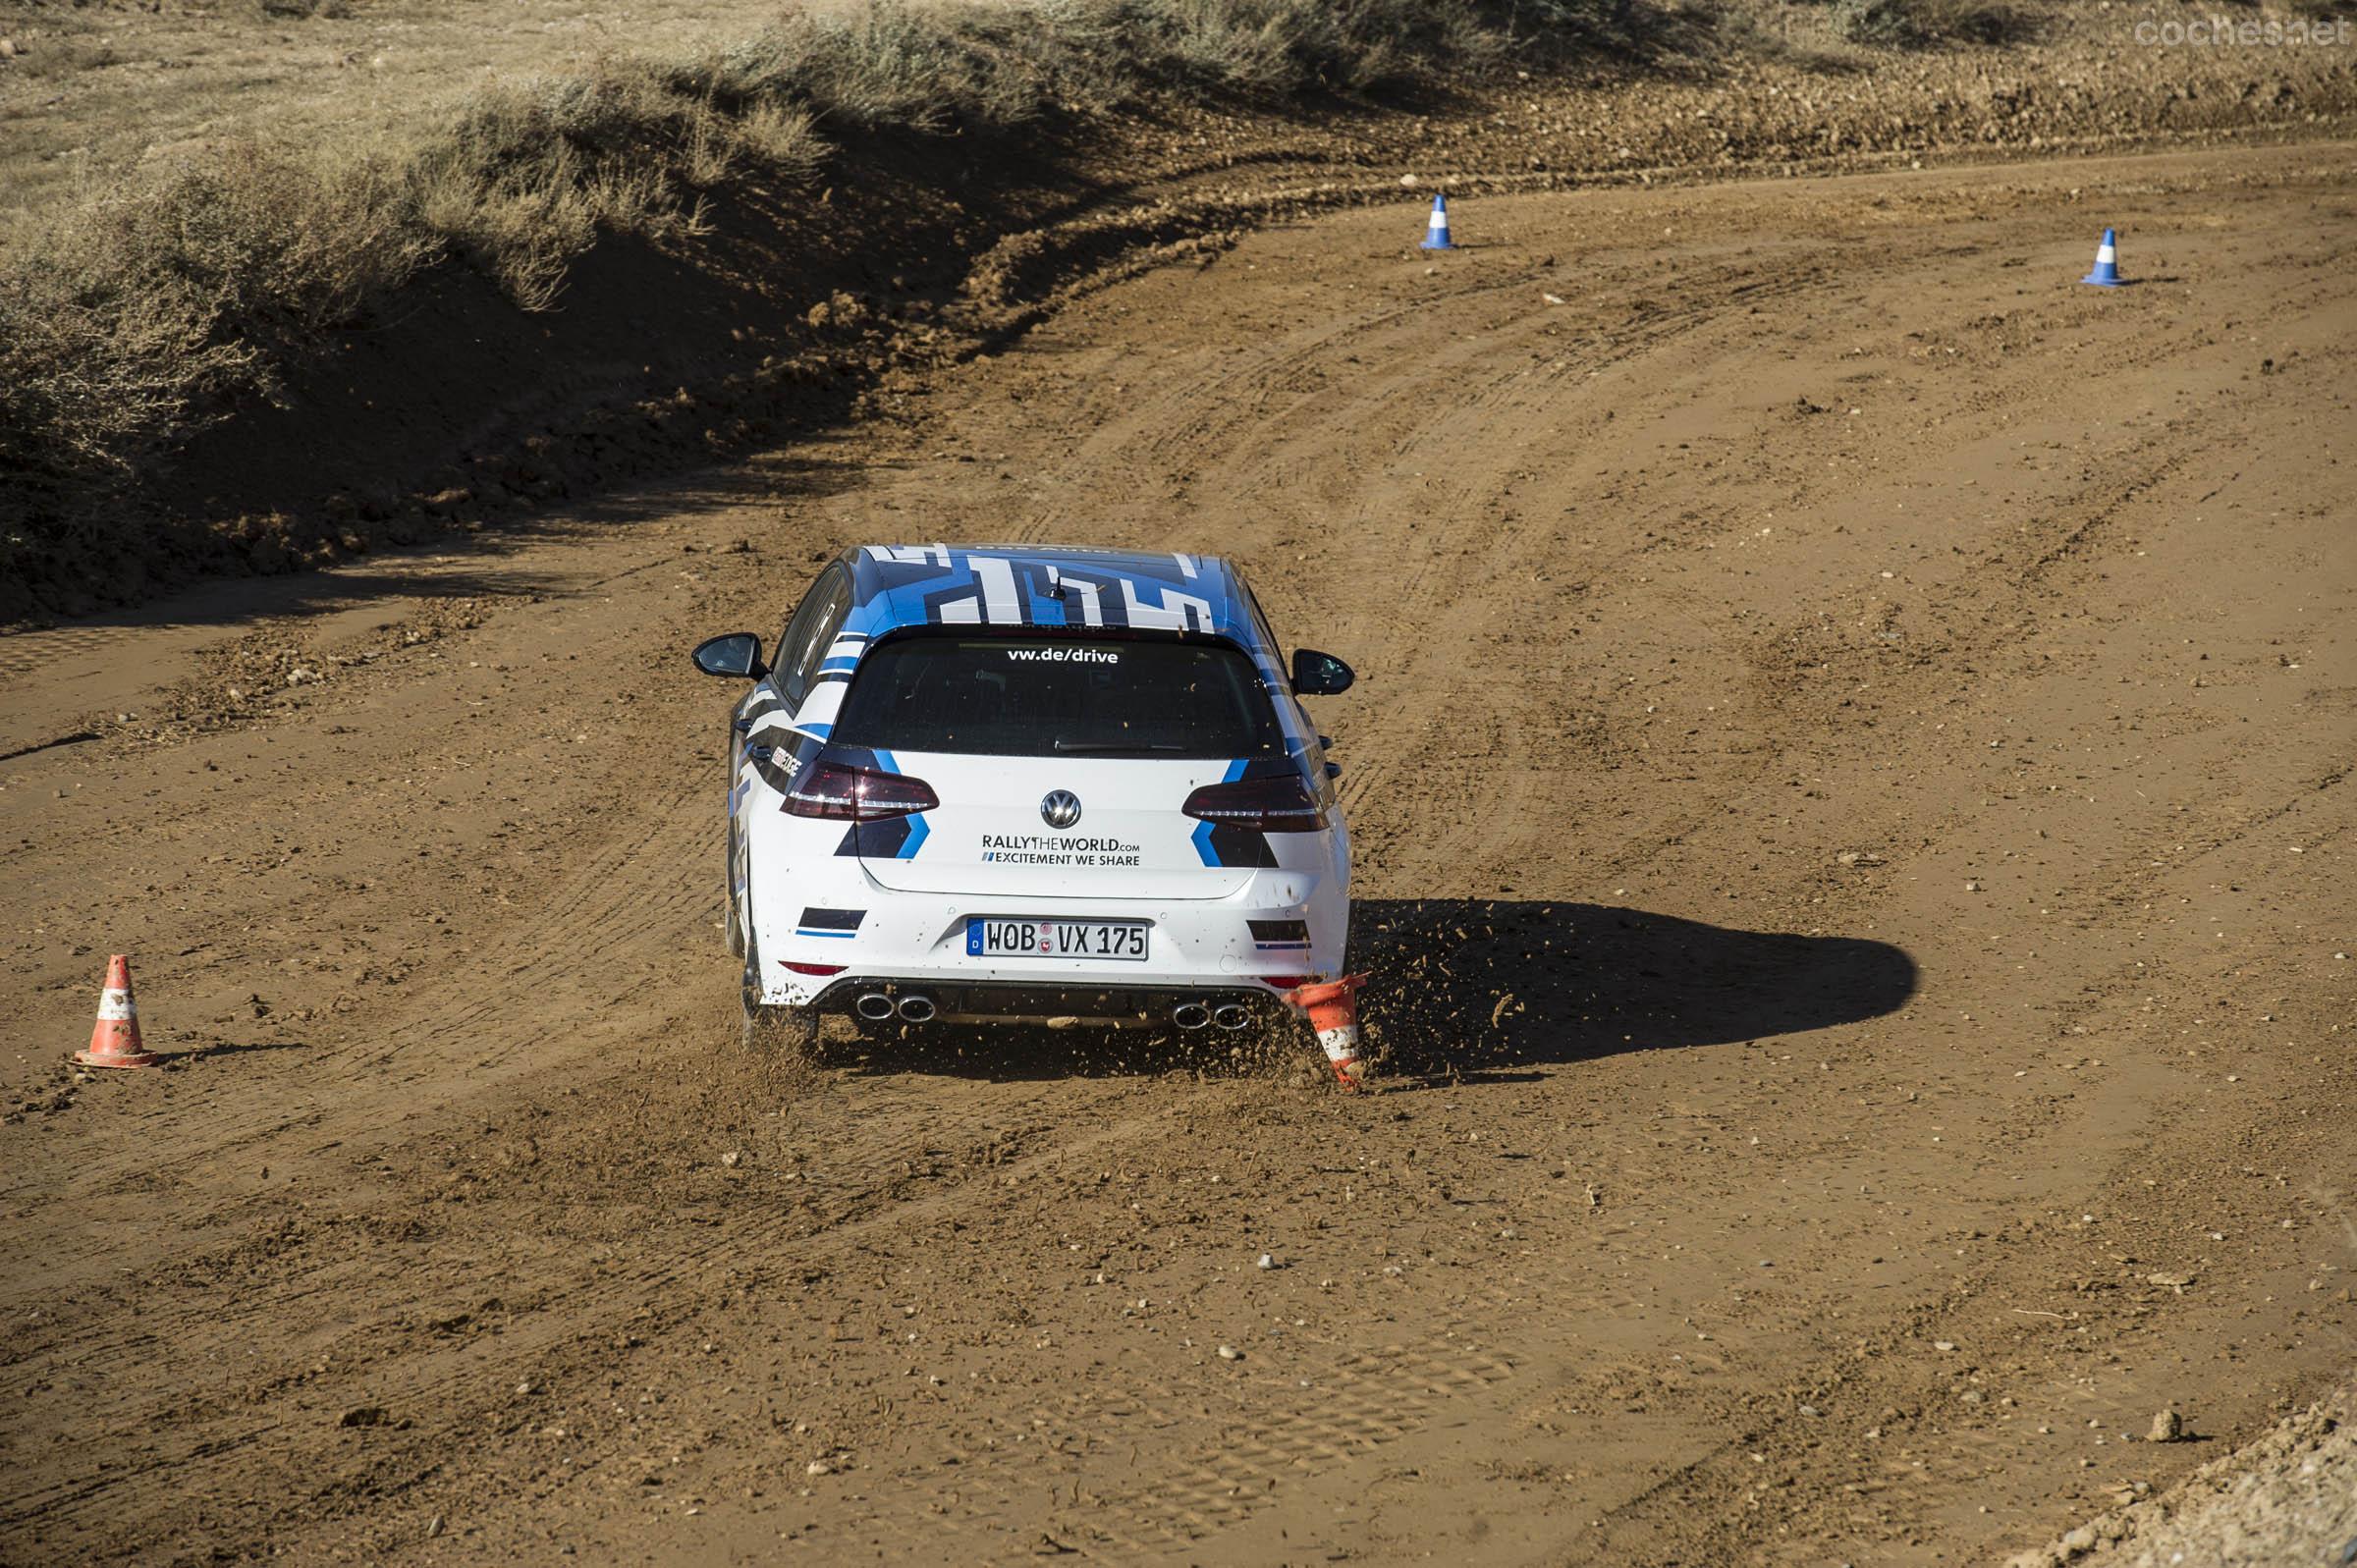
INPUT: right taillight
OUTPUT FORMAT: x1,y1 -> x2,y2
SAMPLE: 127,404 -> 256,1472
1181,772 -> 1327,833
784,757 -> 940,821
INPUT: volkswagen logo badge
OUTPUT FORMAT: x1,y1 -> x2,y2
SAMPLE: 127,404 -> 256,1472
1040,790 -> 1083,830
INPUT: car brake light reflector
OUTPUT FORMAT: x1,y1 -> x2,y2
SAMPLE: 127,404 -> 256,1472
1181,773 -> 1326,833
783,961 -> 847,977
784,757 -> 940,821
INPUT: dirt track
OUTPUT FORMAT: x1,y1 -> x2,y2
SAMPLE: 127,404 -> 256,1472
4,141 -> 2354,1565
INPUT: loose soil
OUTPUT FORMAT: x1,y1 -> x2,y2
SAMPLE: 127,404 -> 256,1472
2013,1386 -> 2353,1567
2,138 -> 2353,1565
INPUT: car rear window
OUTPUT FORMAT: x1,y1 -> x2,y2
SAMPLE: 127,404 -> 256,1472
831,634 -> 1285,759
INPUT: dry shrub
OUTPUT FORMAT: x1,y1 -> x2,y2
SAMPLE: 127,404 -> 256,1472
1,0 -> 1633,602
1827,0 -> 2034,46
414,157 -> 597,312
733,102 -> 827,181
680,0 -> 1553,132
1137,0 -> 1495,94
696,1 -> 1050,128
0,143 -> 428,532
1,46 -> 840,541
414,61 -> 803,302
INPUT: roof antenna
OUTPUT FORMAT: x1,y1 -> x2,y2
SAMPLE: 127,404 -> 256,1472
1044,565 -> 1066,600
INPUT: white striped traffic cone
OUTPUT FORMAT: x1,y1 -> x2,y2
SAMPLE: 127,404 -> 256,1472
1419,193 -> 1455,251
2081,228 -> 2124,287
75,955 -> 161,1069
1286,973 -> 1369,1089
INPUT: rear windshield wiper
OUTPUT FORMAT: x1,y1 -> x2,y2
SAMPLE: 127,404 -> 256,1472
1051,739 -> 1188,753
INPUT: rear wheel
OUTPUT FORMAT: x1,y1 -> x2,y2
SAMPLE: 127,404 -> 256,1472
724,774 -> 746,957
740,926 -> 816,1054
725,851 -> 745,956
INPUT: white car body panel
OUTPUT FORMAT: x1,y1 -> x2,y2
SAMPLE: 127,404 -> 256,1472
717,545 -> 1351,1022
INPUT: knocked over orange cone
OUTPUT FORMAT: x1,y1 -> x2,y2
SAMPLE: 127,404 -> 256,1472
75,955 -> 161,1069
1285,973 -> 1369,1090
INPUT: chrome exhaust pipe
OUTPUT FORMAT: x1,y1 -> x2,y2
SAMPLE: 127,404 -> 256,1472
896,994 -> 936,1023
853,991 -> 897,1022
1212,1004 -> 1252,1032
1171,1002 -> 1212,1030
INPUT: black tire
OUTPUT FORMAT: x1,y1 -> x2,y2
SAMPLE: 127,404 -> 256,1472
725,828 -> 745,958
724,754 -> 746,958
740,925 -> 816,1054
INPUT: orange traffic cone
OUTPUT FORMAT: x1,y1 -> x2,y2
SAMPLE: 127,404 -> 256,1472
1285,973 -> 1369,1090
75,955 -> 161,1069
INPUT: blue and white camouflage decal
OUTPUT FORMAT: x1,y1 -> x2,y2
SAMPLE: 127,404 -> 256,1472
1188,757 -> 1292,871
805,745 -> 930,859
776,545 -> 1317,765
848,545 -> 1237,639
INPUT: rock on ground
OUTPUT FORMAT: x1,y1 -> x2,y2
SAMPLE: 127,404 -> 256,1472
2009,1388 -> 2354,1568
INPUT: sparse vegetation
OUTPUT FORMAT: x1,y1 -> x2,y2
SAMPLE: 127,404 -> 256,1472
2,0 -> 1626,608
1825,0 -> 2031,47
0,143 -> 434,539
4,0 -> 2324,621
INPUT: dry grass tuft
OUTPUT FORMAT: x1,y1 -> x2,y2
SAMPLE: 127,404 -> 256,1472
0,0 -> 1629,602
0,144 -> 433,529
1823,0 -> 2036,46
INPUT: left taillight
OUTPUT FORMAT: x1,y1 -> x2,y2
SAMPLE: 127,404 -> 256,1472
783,756 -> 940,821
1180,771 -> 1327,833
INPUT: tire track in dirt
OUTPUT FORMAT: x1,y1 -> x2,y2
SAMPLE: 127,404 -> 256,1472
687,149 -> 2357,1565
972,244 -> 1845,879
397,193 -> 1994,1562
4,144 -> 2353,1568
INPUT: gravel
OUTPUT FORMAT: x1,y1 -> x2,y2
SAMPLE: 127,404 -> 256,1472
2007,1388 -> 2353,1568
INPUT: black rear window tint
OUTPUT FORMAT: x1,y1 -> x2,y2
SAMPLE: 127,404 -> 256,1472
831,635 -> 1284,759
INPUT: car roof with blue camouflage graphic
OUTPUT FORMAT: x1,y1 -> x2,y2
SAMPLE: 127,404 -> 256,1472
841,545 -> 1263,646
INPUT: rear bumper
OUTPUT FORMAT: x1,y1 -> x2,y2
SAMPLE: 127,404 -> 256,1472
809,977 -> 1296,1027
748,875 -> 1345,1007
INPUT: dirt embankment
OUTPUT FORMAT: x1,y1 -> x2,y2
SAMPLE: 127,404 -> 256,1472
2009,1388 -> 2355,1567
3,0 -> 2352,625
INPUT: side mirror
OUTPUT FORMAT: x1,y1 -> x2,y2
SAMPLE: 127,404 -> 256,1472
1290,648 -> 1354,696
692,632 -> 767,679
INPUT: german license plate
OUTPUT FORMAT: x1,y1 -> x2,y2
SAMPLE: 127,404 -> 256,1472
966,917 -> 1148,961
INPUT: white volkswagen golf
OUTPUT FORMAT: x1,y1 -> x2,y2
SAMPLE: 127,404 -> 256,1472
692,544 -> 1356,1054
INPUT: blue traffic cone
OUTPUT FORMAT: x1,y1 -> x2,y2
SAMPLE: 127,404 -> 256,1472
2081,228 -> 2124,287
1418,193 -> 1454,251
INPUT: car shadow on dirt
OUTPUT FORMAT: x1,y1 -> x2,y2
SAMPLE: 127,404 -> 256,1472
1350,897 -> 1916,1078
827,897 -> 1915,1084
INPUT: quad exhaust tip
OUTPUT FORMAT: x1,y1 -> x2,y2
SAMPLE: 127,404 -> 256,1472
1212,1004 -> 1252,1032
853,992 -> 897,1022
1171,1002 -> 1212,1030
896,994 -> 936,1023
